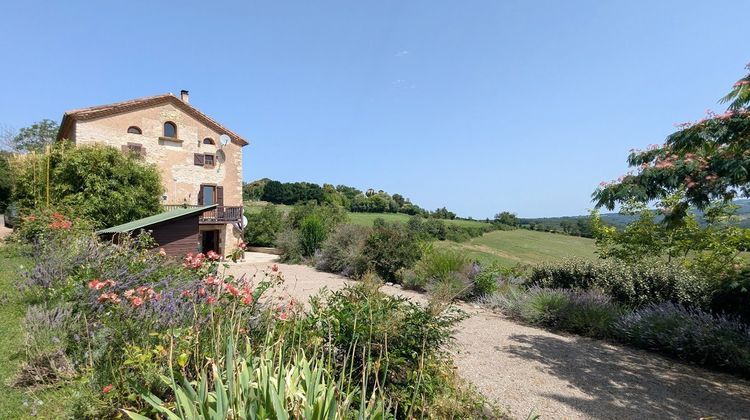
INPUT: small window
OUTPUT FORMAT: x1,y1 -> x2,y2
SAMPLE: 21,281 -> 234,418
122,143 -> 145,157
204,154 -> 215,168
203,137 -> 215,145
127,126 -> 142,134
163,121 -> 177,138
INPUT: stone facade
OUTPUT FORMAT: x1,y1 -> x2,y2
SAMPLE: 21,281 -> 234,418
59,94 -> 247,256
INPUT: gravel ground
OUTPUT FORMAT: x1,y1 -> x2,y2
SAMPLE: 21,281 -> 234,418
229,254 -> 750,419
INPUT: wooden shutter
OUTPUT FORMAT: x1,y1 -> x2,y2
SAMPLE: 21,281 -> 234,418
216,186 -> 224,206
194,153 -> 205,166
198,185 -> 204,205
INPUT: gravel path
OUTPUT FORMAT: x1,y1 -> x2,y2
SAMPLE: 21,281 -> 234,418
229,254 -> 750,419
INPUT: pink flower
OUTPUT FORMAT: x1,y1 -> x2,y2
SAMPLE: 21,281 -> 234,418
102,384 -> 113,394
198,288 -> 207,297
124,289 -> 135,299
158,248 -> 167,257
131,296 -> 144,308
278,312 -> 289,321
207,296 -> 217,305
226,284 -> 239,297
207,250 -> 221,261
271,264 -> 279,272
241,294 -> 253,305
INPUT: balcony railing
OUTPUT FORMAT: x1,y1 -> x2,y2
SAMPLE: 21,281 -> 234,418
165,204 -> 244,226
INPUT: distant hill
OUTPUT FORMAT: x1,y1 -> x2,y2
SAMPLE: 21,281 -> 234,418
519,199 -> 750,236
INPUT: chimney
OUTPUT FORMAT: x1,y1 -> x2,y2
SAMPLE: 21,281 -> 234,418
180,89 -> 189,103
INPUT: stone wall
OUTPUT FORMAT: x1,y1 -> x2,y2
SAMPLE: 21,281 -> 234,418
71,102 -> 244,206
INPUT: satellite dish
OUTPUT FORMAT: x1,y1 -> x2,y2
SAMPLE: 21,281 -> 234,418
241,215 -> 248,229
219,134 -> 231,146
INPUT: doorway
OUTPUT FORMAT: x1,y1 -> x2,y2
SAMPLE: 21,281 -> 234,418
201,230 -> 220,254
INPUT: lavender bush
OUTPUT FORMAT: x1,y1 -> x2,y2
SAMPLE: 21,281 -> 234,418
614,302 -> 750,375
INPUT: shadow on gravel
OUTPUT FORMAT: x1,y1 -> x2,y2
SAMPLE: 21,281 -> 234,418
505,333 -> 750,419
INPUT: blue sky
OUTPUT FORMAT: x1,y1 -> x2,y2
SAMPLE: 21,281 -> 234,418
1,1 -> 748,218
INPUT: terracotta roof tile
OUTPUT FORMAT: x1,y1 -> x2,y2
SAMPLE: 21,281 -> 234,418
57,93 -> 248,146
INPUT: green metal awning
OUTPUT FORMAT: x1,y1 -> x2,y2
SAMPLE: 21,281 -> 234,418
97,204 -> 217,234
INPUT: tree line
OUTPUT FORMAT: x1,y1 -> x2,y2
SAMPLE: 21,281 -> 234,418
243,178 -> 460,219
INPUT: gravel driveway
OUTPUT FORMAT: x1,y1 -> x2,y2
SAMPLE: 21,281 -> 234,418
228,255 -> 750,419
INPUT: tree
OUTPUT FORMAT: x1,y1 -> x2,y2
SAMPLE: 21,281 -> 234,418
432,207 -> 456,220
11,143 -> 163,228
8,119 -> 59,152
0,152 -> 12,212
243,204 -> 283,246
494,211 -> 519,227
243,178 -> 268,201
594,64 -> 750,222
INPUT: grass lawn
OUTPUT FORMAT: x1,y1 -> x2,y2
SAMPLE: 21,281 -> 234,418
0,248 -> 78,418
435,229 -> 597,267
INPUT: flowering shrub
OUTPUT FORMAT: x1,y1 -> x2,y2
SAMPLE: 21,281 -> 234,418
614,302 -> 750,376
11,207 -> 93,243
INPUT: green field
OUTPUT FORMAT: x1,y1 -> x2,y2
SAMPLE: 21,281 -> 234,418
347,212 -> 489,228
244,201 -> 490,228
435,229 -> 596,267
243,201 -> 595,267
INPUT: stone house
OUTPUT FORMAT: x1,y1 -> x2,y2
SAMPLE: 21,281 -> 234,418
57,91 -> 248,256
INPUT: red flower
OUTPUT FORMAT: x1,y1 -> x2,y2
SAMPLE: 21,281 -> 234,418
103,384 -> 113,394
271,264 -> 279,272
130,296 -> 144,308
207,296 -> 217,304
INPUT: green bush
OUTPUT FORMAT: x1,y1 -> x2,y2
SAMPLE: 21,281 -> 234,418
362,219 -> 422,282
299,215 -> 327,256
411,247 -> 475,299
315,223 -> 370,278
304,282 -> 489,417
287,202 -> 347,231
472,264 -> 506,297
243,203 -> 283,247
11,143 -> 163,229
481,286 -> 622,338
528,258 -> 711,308
275,228 -> 303,263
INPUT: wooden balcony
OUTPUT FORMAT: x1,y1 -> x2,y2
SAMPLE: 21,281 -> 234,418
164,204 -> 244,226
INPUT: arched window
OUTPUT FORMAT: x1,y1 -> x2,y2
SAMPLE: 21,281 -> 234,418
203,137 -> 215,145
163,121 -> 177,138
127,126 -> 142,134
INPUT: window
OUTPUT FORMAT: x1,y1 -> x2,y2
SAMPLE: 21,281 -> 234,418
127,126 -> 142,134
198,184 -> 224,206
122,143 -> 145,157
163,121 -> 177,138
194,153 -> 215,168
200,185 -> 216,205
203,137 -> 215,145
204,154 -> 215,168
